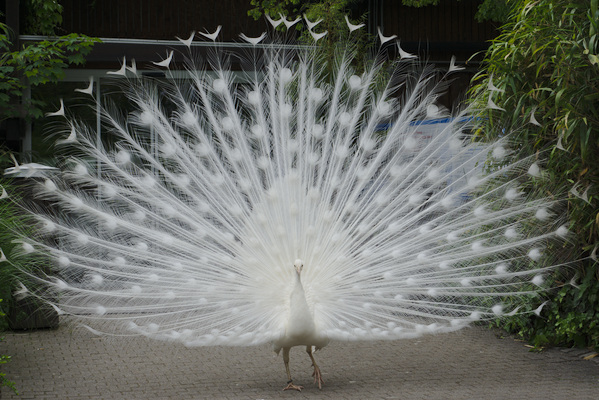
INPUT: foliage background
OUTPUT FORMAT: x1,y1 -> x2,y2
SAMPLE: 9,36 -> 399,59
470,0 -> 599,349
1,2 -> 97,392
249,0 -> 515,25
0,0 -> 99,121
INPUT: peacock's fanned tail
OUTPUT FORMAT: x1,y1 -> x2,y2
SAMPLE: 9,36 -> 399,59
11,42 -> 568,346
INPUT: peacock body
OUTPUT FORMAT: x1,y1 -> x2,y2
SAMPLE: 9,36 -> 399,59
4,23 -> 570,390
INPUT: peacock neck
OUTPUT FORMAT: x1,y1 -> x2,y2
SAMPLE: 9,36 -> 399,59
294,270 -> 302,284
286,269 -> 316,339
291,271 -> 306,305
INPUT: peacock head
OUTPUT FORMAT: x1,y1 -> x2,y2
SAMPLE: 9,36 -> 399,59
293,259 -> 304,275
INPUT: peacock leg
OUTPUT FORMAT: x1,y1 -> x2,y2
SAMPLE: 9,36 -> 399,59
306,346 -> 324,389
282,347 -> 304,391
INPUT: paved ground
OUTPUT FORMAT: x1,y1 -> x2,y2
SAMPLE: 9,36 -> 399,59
0,319 -> 597,400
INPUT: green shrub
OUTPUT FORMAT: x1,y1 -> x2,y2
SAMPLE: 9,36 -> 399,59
471,0 -> 599,349
0,151 -> 51,328
0,300 -> 17,395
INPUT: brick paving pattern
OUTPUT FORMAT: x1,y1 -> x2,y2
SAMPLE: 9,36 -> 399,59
1,319 -> 598,399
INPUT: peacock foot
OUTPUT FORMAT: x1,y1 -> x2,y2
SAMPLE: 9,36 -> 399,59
312,365 -> 324,389
283,380 -> 304,391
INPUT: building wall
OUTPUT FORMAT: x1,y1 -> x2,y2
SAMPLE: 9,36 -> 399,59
58,0 -> 497,59
2,1 -> 500,159
380,0 -> 498,62
60,0 -> 264,41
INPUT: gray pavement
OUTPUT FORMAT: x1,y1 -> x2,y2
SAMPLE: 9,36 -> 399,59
1,318 -> 598,400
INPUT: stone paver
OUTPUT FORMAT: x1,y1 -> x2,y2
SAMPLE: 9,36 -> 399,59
0,320 -> 597,399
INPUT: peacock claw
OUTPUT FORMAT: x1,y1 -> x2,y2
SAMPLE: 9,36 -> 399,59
312,365 -> 324,389
283,381 -> 304,391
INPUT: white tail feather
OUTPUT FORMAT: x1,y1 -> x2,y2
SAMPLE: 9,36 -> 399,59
20,41 -> 568,349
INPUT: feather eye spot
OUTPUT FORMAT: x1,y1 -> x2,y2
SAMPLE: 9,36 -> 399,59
213,79 -> 227,93
248,90 -> 260,105
348,75 -> 362,89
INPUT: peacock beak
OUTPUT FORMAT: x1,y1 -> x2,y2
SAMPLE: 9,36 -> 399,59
293,259 -> 304,274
